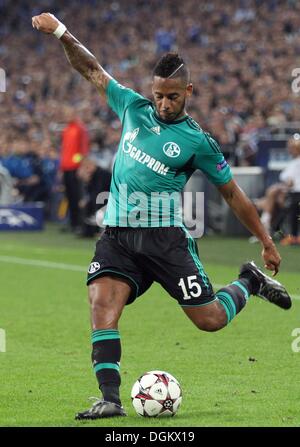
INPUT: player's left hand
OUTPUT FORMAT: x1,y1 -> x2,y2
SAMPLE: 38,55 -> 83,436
262,243 -> 281,276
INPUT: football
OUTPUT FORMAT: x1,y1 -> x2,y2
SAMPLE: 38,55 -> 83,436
131,370 -> 182,417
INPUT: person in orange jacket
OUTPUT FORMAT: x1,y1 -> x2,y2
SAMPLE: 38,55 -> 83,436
60,106 -> 89,231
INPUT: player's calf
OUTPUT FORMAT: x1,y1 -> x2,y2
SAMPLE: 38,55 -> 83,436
215,278 -> 251,325
183,300 -> 227,332
184,273 -> 255,330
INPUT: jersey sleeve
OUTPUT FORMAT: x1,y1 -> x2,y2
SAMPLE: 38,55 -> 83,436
192,132 -> 233,185
106,79 -> 145,121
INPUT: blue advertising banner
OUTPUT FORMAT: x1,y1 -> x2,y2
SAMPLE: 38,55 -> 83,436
0,203 -> 44,231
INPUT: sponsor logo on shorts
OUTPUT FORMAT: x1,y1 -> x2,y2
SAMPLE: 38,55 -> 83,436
88,262 -> 101,274
163,142 -> 181,158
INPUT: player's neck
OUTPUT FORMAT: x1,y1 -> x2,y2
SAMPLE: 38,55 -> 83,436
175,110 -> 188,120
154,109 -> 188,124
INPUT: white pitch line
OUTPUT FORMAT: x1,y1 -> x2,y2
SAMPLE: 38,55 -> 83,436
0,255 -> 87,272
0,255 -> 299,301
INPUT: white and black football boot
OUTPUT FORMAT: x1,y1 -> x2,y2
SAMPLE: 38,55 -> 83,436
239,261 -> 292,310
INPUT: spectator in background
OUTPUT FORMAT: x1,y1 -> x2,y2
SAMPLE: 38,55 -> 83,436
255,134 -> 300,245
1,138 -> 48,202
37,138 -> 60,218
0,163 -> 14,205
60,106 -> 89,232
155,28 -> 176,53
77,155 -> 112,238
3,0 -> 300,202
279,135 -> 300,246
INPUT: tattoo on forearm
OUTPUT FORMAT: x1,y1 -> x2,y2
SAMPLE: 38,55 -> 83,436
60,31 -> 110,92
88,69 -> 109,88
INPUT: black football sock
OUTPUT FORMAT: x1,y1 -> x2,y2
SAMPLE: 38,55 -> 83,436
215,279 -> 251,324
91,329 -> 121,406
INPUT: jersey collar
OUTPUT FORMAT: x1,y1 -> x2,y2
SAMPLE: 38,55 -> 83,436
152,108 -> 189,125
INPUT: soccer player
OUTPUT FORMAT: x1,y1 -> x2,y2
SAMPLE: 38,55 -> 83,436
32,13 -> 292,420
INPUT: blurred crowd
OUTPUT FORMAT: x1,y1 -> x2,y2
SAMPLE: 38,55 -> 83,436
1,0 -> 300,233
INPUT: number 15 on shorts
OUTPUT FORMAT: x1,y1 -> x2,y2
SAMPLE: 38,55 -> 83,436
178,275 -> 202,300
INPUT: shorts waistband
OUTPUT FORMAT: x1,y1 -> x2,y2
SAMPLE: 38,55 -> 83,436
105,226 -> 181,232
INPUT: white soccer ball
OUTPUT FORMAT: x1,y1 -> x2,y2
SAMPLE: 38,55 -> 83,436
131,370 -> 182,417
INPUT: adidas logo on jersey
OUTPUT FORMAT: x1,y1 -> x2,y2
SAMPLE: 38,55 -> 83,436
150,126 -> 161,135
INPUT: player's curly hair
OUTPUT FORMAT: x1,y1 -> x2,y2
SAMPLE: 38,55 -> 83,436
153,53 -> 190,84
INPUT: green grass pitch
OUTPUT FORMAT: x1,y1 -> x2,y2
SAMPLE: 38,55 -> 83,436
0,224 -> 299,427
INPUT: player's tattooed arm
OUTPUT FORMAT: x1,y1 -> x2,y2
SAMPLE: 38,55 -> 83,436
32,13 -> 111,97
60,31 -> 112,96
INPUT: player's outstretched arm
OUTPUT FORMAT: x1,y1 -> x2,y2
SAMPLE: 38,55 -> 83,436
218,179 -> 281,275
32,13 -> 112,97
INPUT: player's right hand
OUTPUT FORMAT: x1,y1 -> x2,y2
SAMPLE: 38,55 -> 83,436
32,12 -> 62,34
262,243 -> 281,276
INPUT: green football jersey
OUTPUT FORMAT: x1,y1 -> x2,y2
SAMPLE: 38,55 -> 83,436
103,79 -> 232,227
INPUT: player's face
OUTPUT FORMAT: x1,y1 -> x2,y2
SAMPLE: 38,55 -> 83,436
152,76 -> 193,122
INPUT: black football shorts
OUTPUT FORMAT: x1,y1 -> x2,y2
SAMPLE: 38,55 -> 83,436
87,226 -> 216,307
